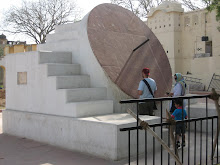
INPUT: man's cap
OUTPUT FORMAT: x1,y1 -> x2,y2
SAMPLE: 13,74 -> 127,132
142,68 -> 150,75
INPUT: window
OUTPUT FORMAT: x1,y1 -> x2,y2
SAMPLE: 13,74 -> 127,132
205,41 -> 212,56
184,16 -> 190,27
194,41 -> 212,58
192,14 -> 199,25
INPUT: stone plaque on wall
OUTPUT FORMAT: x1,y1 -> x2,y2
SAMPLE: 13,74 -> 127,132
17,72 -> 27,85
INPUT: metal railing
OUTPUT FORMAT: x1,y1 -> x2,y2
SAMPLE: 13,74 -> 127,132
119,94 -> 219,165
208,73 -> 220,91
182,75 -> 202,84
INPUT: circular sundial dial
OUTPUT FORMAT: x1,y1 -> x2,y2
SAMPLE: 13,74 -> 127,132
87,4 -> 172,98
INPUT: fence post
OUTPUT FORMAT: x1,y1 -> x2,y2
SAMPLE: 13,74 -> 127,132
210,88 -> 220,159
166,109 -> 179,158
207,73 -> 215,91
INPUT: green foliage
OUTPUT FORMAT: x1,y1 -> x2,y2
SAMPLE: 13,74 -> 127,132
203,0 -> 220,31
205,0 -> 220,21
0,47 -> 3,57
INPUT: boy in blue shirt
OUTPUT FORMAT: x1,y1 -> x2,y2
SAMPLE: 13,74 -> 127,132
171,99 -> 188,149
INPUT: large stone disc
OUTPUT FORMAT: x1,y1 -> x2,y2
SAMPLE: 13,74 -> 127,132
87,4 -> 172,98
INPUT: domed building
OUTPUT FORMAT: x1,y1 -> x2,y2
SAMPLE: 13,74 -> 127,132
146,1 -> 220,88
0,33 -> 37,90
0,34 -> 7,89
0,33 -> 8,57
0,33 -> 7,45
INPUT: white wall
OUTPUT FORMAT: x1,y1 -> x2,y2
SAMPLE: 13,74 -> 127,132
3,109 -> 162,160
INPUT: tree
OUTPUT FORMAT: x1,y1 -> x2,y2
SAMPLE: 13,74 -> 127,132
205,0 -> 220,20
1,0 -> 81,44
0,47 -> 3,58
111,0 -> 207,18
205,0 -> 220,31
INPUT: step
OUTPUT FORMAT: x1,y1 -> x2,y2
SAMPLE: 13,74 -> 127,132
55,22 -> 80,33
186,103 -> 217,133
37,40 -> 79,52
185,94 -> 198,104
39,51 -> 72,64
47,63 -> 80,76
186,103 -> 216,117
67,100 -> 114,117
56,75 -> 90,89
65,87 -> 107,102
80,113 -> 167,159
46,31 -> 79,43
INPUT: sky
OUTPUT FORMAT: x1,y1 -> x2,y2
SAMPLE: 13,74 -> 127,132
0,0 -> 204,44
0,0 -> 110,43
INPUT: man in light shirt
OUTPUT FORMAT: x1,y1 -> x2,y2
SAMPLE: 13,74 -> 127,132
138,68 -> 157,115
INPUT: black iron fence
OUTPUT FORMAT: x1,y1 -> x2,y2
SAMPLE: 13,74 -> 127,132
120,94 -> 219,165
208,73 -> 220,91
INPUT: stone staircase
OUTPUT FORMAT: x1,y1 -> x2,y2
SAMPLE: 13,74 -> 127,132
38,22 -> 80,52
38,51 -> 113,117
36,20 -> 116,118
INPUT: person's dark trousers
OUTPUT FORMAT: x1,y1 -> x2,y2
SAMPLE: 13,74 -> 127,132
170,101 -> 176,113
139,102 -> 154,115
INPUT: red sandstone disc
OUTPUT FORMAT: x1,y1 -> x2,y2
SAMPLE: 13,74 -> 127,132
87,4 -> 172,98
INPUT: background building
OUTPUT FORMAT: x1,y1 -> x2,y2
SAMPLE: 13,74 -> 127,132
0,34 -> 7,88
146,1 -> 220,88
0,34 -> 37,89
